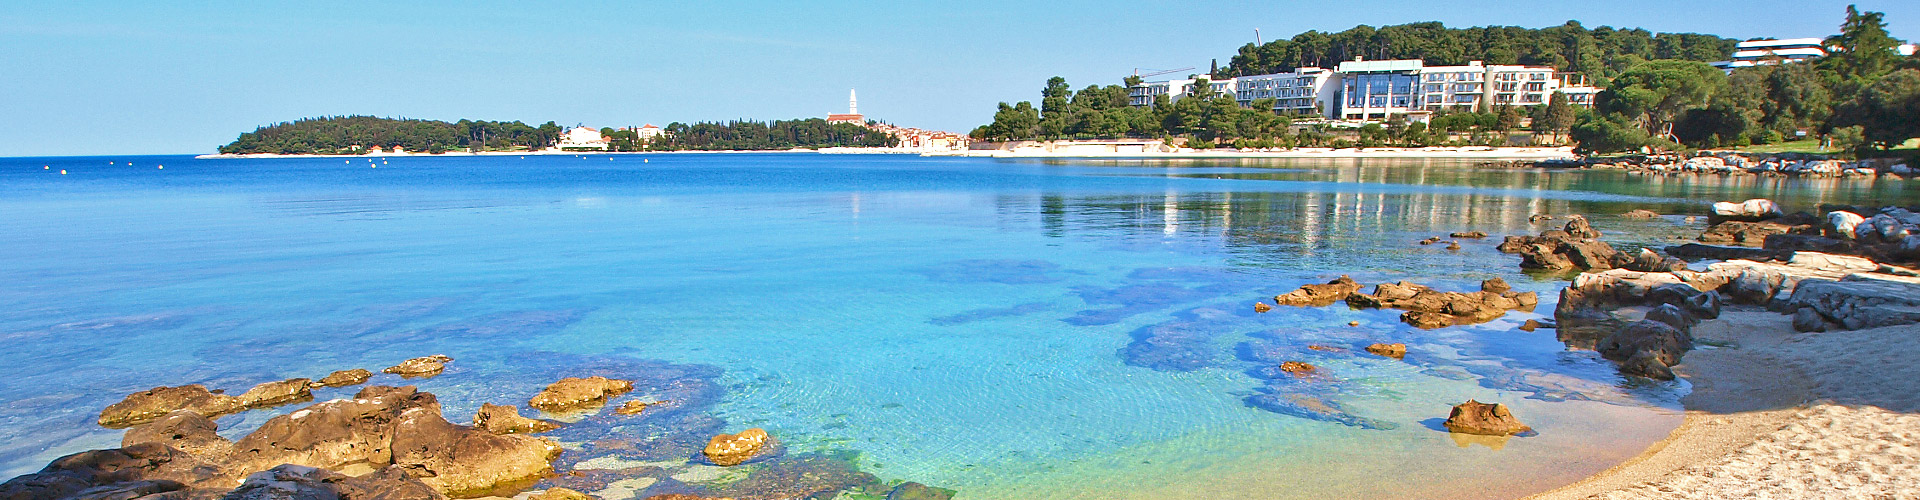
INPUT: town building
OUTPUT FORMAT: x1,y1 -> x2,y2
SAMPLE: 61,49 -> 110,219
1128,58 -> 1600,123
556,126 -> 610,150
633,124 -> 664,141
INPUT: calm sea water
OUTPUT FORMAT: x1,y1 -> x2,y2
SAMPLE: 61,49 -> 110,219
2,154 -> 1915,499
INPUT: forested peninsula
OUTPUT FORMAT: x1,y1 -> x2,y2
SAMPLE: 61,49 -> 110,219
217,116 -> 896,155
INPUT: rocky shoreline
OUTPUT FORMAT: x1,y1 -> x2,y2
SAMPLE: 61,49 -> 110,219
0,356 -> 955,500
1490,152 -> 1912,179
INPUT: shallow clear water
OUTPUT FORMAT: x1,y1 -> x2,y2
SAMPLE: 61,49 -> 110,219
3,154 -> 1915,499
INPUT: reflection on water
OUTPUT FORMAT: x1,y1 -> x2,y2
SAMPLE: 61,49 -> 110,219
0,154 -> 1913,500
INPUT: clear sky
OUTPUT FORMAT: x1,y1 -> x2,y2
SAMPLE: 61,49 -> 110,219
3,0 -> 1915,156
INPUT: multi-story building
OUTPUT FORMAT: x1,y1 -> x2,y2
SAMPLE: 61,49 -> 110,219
1127,77 -> 1233,106
1230,67 -> 1339,116
1712,38 -> 1917,70
1128,58 -> 1597,122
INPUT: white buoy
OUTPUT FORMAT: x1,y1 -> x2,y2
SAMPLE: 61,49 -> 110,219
157,165 -> 163,169
44,166 -> 50,169
60,169 -> 67,175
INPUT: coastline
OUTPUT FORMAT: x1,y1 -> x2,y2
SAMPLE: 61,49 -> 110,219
195,146 -> 1578,160
1527,310 -> 1920,499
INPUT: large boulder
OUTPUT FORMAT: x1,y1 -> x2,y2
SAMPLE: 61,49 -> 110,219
1271,276 -> 1364,307
1646,283 -> 1721,320
1562,215 -> 1601,239
1725,267 -> 1787,305
227,386 -> 440,474
1827,211 -> 1867,240
1596,320 -> 1691,380
98,385 -> 245,428
703,428 -> 775,466
1622,248 -> 1687,273
389,405 -> 562,496
0,443 -> 231,499
1858,214 -> 1912,244
224,464 -> 445,500
1784,274 -> 1920,330
237,379 -> 314,409
122,410 -> 232,460
1699,221 -> 1800,247
1364,343 -> 1407,359
528,377 -> 635,413
1442,400 -> 1532,436
472,404 -> 560,435
1711,198 -> 1783,221
1642,303 -> 1698,333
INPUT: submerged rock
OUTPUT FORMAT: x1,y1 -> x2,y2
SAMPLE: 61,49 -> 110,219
474,403 -> 561,435
1443,400 -> 1533,436
1450,231 -> 1488,239
1622,209 -> 1661,218
887,482 -> 956,500
1596,320 -> 1691,380
529,376 -> 635,412
703,428 -> 774,466
236,378 -> 313,409
709,453 -> 879,500
1246,392 -> 1396,430
383,355 -> 453,378
312,369 -> 372,388
97,385 -> 244,428
1277,361 -> 1318,377
615,400 -> 667,416
1253,302 -> 1272,313
1364,343 -> 1407,359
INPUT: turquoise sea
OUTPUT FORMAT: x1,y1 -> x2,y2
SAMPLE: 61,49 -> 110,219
3,154 -> 1915,499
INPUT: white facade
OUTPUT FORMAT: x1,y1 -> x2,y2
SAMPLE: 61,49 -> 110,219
1129,58 -> 1593,122
1230,67 -> 1339,116
635,124 -> 664,141
557,126 -> 609,150
1723,38 -> 1828,69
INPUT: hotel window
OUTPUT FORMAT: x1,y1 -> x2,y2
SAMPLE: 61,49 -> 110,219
1523,82 -> 1545,91
1522,94 -> 1543,103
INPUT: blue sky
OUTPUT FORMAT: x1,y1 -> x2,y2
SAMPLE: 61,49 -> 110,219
2,0 -> 1915,156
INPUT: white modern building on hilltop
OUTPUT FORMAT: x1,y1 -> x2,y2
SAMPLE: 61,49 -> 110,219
1712,38 -> 1919,70
1130,58 -> 1600,122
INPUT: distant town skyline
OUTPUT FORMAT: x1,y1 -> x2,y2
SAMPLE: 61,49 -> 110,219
3,0 -> 1917,156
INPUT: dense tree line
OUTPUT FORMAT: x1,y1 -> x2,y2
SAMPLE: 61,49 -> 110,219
219,116 -> 561,154
1573,6 -> 1920,157
646,119 -> 896,150
1221,21 -> 1735,82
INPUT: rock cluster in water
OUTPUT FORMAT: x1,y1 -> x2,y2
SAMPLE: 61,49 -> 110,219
1259,276 -> 1539,329
8,354 -> 960,500
1497,215 -> 1685,273
1443,400 -> 1534,436
1508,152 -> 1912,179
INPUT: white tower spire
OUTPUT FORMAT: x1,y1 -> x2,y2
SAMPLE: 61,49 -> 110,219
849,89 -> 858,115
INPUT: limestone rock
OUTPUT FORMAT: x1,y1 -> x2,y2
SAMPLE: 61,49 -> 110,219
1643,303 -> 1698,333
1827,211 -> 1867,240
389,406 -> 562,496
1646,283 -> 1721,320
0,443 -> 232,499
122,410 -> 232,460
98,385 -> 244,428
1450,231 -> 1488,239
1699,221 -> 1802,247
1364,343 -> 1407,359
312,369 -> 372,388
1442,400 -> 1532,436
1621,350 -> 1676,380
1562,215 -> 1601,239
1253,302 -> 1272,313
1622,209 -> 1660,218
528,376 -> 635,412
1400,311 -> 1454,329
1859,214 -> 1911,244
1711,198 -> 1782,221
1480,277 -> 1510,294
1725,267 -> 1786,305
1792,307 -> 1829,333
1785,274 -> 1920,330
383,355 -> 452,378
227,385 -> 441,475
703,428 -> 773,466
473,404 -> 560,435
1271,275 -> 1364,307
237,378 -> 313,409
224,464 -> 446,500
1597,320 -> 1692,370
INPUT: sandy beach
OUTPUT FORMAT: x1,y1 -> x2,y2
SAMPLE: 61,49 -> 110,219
1528,311 -> 1920,500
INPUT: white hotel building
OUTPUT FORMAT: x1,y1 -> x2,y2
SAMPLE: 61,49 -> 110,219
1128,58 -> 1601,122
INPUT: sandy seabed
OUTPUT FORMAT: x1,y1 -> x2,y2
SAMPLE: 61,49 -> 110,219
1531,311 -> 1920,500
